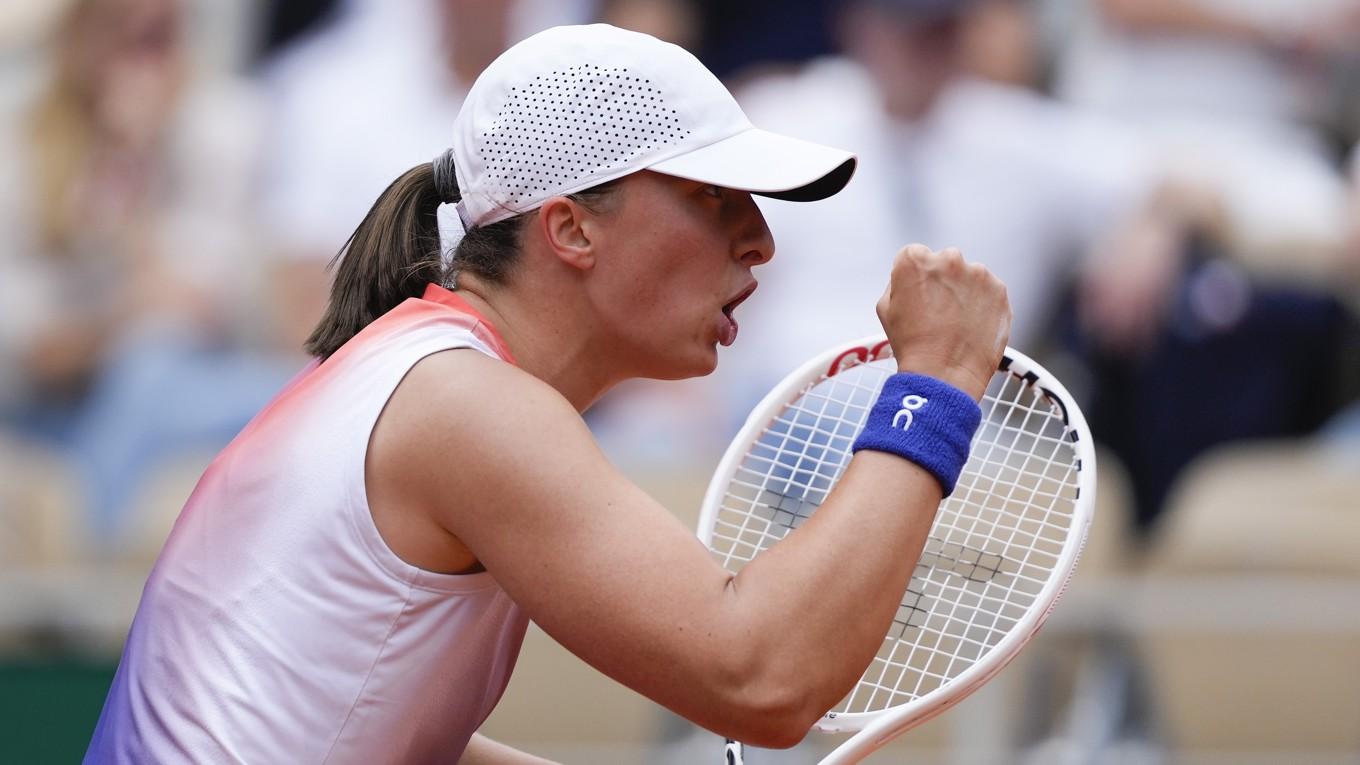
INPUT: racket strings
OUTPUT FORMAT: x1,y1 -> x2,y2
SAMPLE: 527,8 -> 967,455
714,368 -> 883,568
848,372 -> 1079,711
706,361 -> 1083,716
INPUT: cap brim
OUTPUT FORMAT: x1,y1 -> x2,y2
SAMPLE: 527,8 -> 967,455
648,128 -> 857,202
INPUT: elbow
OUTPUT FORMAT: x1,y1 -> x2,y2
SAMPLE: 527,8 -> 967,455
760,711 -> 823,750
709,657 -> 835,749
721,691 -> 821,750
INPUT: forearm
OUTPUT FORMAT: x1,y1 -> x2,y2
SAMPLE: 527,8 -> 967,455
459,733 -> 560,765
722,451 -> 944,717
536,451 -> 947,747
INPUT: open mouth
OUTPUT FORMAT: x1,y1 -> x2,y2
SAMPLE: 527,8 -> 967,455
722,281 -> 758,318
718,282 -> 758,347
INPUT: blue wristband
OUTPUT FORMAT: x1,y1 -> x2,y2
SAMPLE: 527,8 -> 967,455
851,373 -> 982,496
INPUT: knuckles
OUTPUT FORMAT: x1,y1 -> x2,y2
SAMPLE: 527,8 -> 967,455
879,244 -> 1012,382
885,245 -> 1011,320
892,243 -> 968,281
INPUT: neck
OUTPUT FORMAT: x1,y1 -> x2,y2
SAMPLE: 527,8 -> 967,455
452,276 -> 620,413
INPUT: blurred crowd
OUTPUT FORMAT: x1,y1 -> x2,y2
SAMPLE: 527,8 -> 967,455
1,0 -> 1358,758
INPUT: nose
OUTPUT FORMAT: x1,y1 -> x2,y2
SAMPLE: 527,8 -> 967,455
732,192 -> 775,267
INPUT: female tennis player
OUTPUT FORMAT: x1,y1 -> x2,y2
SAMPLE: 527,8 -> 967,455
86,24 -> 1010,764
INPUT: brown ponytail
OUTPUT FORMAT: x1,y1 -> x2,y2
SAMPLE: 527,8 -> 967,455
304,156 -> 620,360
304,164 -> 445,359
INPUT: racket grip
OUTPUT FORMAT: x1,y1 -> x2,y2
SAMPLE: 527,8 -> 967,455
724,738 -> 745,765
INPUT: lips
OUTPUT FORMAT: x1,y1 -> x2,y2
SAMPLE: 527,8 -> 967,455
718,281 -> 758,347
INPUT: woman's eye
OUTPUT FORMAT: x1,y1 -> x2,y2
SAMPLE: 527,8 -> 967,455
703,184 -> 724,198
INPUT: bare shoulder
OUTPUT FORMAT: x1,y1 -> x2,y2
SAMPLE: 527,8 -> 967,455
388,347 -> 580,440
370,347 -> 602,538
373,345 -> 590,472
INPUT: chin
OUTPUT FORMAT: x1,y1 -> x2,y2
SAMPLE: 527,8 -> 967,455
643,345 -> 719,381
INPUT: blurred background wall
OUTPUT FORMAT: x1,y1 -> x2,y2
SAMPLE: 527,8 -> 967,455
1,0 -> 1357,762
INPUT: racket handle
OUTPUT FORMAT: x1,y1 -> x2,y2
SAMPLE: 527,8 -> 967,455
724,738 -> 745,764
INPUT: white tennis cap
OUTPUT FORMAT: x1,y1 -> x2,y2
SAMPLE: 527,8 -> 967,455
451,24 -> 857,229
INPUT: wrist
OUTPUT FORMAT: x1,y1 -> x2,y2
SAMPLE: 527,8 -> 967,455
896,363 -> 989,402
852,373 -> 983,496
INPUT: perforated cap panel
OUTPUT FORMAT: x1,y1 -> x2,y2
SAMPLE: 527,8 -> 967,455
480,64 -> 693,208
451,24 -> 855,229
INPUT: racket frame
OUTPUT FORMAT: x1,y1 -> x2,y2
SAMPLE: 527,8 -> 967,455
697,335 -> 1097,763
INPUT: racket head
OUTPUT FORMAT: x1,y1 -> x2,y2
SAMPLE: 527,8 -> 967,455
697,335 -> 1096,738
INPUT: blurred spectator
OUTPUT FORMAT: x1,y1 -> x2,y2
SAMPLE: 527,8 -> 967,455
1057,0 -> 1358,274
1049,0 -> 1360,528
0,0 -> 292,537
257,0 -> 589,347
691,0 -> 837,80
597,0 -> 701,50
959,0 -> 1047,88
1061,0 -> 1360,130
1070,250 -> 1358,528
254,0 -> 342,62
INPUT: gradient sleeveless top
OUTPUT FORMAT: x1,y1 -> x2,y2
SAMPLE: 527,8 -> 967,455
87,285 -> 529,764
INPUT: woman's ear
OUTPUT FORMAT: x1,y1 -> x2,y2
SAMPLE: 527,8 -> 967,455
537,196 -> 595,271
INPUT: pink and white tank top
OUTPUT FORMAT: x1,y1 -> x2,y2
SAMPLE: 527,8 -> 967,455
87,285 -> 529,764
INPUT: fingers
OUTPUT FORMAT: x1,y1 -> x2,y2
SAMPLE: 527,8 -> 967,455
877,244 -> 1012,400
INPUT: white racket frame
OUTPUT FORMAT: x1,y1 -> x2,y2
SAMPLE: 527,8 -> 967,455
696,336 -> 1097,764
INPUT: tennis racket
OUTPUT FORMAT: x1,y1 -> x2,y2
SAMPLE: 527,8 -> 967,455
697,336 -> 1096,764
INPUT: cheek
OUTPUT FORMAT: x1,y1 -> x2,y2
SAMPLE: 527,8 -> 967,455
618,274 -> 702,333
619,232 -> 713,315
606,265 -> 713,353
597,194 -> 729,345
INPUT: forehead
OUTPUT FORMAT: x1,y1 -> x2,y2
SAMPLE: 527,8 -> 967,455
599,170 -> 699,209
585,172 -> 717,241
594,172 -> 763,249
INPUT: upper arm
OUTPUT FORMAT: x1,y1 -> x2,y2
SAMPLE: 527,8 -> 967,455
374,350 -> 746,725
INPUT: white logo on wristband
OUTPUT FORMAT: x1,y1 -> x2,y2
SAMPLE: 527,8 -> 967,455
892,395 -> 928,430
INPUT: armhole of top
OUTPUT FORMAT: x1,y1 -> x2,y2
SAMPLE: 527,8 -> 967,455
345,336 -> 505,595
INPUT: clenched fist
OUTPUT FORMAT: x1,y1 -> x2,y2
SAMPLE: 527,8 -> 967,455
877,245 -> 1011,401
